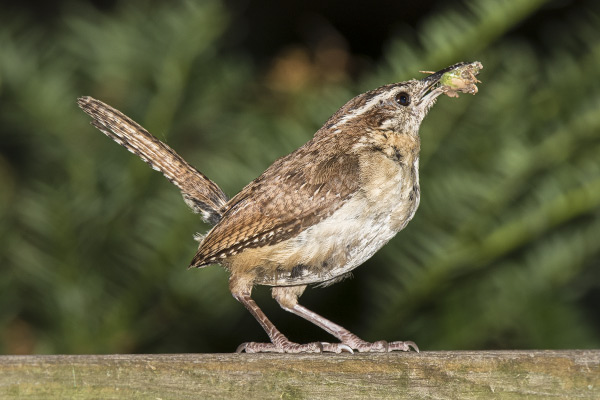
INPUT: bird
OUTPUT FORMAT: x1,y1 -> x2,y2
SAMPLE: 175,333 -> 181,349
78,61 -> 481,353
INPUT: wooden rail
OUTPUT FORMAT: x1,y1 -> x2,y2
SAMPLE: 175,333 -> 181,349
1,350 -> 598,399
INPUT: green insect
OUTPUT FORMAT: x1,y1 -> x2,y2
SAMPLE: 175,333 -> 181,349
438,61 -> 482,98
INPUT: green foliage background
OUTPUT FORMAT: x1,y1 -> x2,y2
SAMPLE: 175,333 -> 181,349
1,0 -> 599,354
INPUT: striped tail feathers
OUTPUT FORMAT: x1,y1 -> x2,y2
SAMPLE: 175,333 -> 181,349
77,96 -> 228,225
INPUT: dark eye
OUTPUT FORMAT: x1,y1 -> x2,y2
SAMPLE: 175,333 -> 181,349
395,92 -> 411,106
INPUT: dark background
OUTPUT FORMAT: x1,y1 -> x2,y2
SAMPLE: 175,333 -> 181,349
1,0 -> 599,354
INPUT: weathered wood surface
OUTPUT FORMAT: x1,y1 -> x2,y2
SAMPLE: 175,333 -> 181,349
1,350 -> 598,399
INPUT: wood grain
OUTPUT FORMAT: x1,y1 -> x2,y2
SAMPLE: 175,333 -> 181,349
1,350 -> 598,399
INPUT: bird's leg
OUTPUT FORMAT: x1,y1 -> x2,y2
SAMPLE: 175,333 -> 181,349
272,286 -> 419,353
232,288 -> 351,353
233,292 -> 318,353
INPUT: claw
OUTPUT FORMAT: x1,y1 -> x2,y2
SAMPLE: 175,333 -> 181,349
406,341 -> 420,353
236,342 -> 248,353
387,340 -> 419,353
321,342 -> 354,353
339,344 -> 354,353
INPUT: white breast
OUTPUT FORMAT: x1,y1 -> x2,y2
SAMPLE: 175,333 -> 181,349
264,156 -> 420,286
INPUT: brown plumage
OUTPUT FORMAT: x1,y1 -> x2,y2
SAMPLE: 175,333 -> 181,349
191,134 -> 362,267
78,61 -> 482,353
77,97 -> 228,225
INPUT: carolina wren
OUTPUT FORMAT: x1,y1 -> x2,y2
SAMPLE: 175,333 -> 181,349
78,61 -> 481,353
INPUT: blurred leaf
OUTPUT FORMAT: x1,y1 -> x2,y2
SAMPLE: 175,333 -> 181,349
1,0 -> 599,354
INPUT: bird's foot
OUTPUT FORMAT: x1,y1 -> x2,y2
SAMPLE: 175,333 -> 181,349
236,340 -> 353,354
342,337 -> 419,353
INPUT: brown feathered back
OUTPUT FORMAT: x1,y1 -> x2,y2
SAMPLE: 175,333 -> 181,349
191,132 -> 361,267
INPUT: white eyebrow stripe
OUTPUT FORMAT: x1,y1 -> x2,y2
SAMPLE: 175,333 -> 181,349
330,92 -> 391,129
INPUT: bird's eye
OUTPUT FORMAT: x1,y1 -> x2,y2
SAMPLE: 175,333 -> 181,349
395,92 -> 411,107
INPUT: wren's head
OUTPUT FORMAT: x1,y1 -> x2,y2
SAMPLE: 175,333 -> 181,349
323,64 -> 462,137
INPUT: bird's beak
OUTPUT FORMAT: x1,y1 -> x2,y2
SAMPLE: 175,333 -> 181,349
417,61 -> 482,104
420,62 -> 470,86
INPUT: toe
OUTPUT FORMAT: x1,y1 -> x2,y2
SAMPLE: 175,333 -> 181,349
321,342 -> 354,353
388,340 -> 419,352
